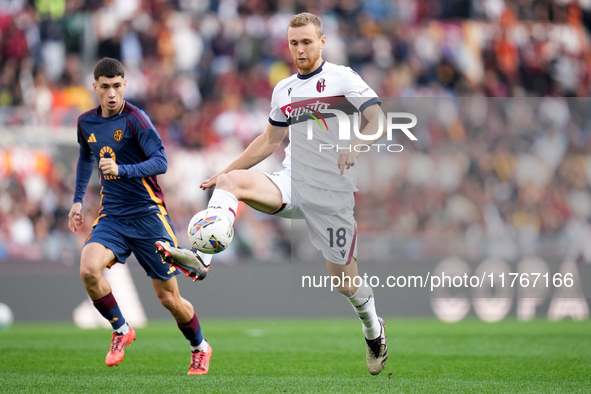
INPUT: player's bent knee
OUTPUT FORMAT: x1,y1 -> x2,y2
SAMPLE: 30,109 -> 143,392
215,173 -> 238,192
216,171 -> 252,198
336,285 -> 357,297
157,291 -> 180,312
79,265 -> 101,286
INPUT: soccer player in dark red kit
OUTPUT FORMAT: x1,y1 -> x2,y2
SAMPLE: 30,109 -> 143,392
68,57 -> 212,375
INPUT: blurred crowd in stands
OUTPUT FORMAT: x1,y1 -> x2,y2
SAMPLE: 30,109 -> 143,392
354,97 -> 591,263
1,0 -> 591,264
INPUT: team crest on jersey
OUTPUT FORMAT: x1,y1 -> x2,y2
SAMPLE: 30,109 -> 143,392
316,78 -> 326,93
113,129 -> 124,142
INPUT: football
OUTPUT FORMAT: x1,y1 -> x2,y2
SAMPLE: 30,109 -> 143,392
0,302 -> 14,330
187,209 -> 234,254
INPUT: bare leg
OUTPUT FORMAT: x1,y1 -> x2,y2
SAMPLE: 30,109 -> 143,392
215,170 -> 283,214
79,242 -> 116,300
152,276 -> 194,323
325,257 -> 361,297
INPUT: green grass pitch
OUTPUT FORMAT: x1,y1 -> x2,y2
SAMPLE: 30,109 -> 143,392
1,318 -> 590,392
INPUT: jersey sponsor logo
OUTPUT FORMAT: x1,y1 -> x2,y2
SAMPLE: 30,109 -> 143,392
316,78 -> 326,93
113,129 -> 124,142
99,146 -> 116,162
99,146 -> 121,180
282,96 -> 353,123
306,108 -> 328,131
88,133 -> 97,143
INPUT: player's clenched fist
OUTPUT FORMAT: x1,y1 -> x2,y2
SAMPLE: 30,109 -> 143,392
99,157 -> 119,176
68,202 -> 84,233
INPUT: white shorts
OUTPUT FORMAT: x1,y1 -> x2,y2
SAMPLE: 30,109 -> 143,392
263,169 -> 358,265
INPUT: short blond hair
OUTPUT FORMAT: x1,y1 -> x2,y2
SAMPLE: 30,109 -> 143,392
288,12 -> 323,38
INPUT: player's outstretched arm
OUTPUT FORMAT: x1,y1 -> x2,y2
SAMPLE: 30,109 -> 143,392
68,202 -> 84,233
337,104 -> 386,175
200,124 -> 288,189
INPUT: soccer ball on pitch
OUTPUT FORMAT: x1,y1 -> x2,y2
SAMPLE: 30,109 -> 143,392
187,209 -> 234,254
0,303 -> 14,330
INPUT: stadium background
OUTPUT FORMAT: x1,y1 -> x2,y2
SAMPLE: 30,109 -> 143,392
0,0 -> 589,324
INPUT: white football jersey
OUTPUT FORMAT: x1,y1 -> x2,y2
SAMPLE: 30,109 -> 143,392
269,61 -> 380,192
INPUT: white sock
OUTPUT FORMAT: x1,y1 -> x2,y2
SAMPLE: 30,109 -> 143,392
115,323 -> 129,335
191,339 -> 208,352
208,189 -> 239,226
345,280 -> 381,340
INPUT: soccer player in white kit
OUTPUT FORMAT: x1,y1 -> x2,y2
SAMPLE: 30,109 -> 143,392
157,12 -> 388,375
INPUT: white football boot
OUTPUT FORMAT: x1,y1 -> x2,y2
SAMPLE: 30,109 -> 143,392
365,317 -> 388,375
155,241 -> 210,281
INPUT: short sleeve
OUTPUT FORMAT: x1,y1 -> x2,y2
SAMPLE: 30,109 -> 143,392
268,84 -> 289,127
341,67 -> 380,113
